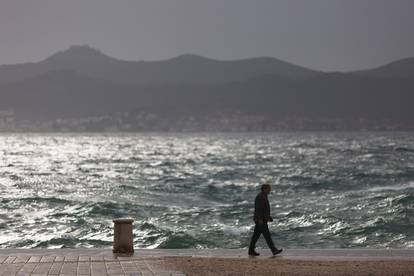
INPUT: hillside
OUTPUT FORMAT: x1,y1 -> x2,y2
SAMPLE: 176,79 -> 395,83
1,70 -> 413,121
0,46 -> 413,131
354,57 -> 414,80
0,45 -> 319,85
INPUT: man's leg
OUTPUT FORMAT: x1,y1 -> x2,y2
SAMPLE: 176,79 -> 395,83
262,223 -> 277,251
248,223 -> 262,253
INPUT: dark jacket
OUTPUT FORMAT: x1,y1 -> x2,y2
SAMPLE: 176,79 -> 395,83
254,191 -> 271,222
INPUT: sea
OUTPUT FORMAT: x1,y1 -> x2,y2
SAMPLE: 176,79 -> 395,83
0,132 -> 413,249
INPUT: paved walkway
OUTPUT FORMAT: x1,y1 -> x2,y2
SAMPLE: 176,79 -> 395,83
160,248 -> 414,260
1,248 -> 413,275
0,252 -> 185,276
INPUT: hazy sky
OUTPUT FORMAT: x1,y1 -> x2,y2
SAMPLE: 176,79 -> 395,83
1,0 -> 413,71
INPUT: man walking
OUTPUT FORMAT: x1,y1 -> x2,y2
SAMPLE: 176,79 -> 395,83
248,184 -> 283,256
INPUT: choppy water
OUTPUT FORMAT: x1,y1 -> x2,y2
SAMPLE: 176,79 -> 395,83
0,132 -> 413,249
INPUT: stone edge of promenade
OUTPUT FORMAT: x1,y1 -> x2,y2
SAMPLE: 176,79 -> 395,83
0,248 -> 413,260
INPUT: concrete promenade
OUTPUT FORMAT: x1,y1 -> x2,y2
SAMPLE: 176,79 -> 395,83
0,249 -> 185,276
0,248 -> 413,275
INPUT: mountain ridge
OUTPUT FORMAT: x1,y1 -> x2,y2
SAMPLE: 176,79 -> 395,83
354,57 -> 414,79
0,45 -> 320,84
1,45 -> 413,84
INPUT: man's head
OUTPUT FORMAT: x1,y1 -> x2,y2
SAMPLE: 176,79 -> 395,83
261,184 -> 271,194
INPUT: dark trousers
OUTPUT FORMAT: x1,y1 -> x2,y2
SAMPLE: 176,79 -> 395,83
249,222 -> 276,252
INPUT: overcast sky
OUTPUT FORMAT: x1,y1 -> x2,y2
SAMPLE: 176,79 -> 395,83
1,0 -> 413,71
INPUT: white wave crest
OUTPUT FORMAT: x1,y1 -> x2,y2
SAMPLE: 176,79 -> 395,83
367,182 -> 414,192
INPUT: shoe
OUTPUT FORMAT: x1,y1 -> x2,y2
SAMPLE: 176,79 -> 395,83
272,248 -> 283,256
248,251 -> 260,256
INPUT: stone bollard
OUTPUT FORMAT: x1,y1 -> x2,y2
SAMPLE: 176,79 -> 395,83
113,218 -> 134,253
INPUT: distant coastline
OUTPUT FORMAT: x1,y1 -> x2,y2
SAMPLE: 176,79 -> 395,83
1,111 -> 413,132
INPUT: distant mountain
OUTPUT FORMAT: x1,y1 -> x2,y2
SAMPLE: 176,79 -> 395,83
0,45 -> 319,85
1,69 -> 413,123
0,46 -> 413,131
0,69 -> 164,120
296,73 -> 414,119
354,57 -> 414,79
